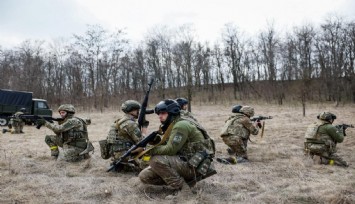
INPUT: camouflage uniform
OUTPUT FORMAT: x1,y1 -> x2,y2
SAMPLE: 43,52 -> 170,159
176,98 -> 198,122
220,106 -> 259,162
100,100 -> 144,172
44,104 -> 92,162
139,100 -> 215,190
180,109 -> 198,122
304,112 -> 348,167
8,110 -> 25,134
106,114 -> 143,171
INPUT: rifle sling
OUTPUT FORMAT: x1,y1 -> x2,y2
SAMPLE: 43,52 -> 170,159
134,120 -> 176,159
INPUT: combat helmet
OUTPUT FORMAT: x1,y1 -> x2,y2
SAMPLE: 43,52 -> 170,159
239,106 -> 255,117
155,99 -> 180,116
121,100 -> 141,113
317,112 -> 336,122
175,98 -> 188,108
20,108 -> 26,112
58,104 -> 75,113
232,105 -> 242,113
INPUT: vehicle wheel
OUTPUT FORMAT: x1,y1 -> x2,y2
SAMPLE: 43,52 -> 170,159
0,118 -> 8,126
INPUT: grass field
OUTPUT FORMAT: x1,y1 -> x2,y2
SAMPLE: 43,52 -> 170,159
0,103 -> 354,203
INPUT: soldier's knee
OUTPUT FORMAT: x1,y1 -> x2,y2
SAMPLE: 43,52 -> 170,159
149,155 -> 166,170
138,169 -> 151,184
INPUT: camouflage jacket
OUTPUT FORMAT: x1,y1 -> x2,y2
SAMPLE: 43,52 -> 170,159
305,120 -> 344,146
149,116 -> 215,159
45,115 -> 88,142
220,113 -> 259,139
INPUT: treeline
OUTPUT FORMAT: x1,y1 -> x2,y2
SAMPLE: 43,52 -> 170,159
1,15 -> 355,111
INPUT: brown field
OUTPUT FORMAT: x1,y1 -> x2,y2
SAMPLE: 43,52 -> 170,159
1,103 -> 354,204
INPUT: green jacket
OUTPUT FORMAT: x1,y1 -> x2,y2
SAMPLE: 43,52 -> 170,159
306,121 -> 344,144
149,118 -> 205,156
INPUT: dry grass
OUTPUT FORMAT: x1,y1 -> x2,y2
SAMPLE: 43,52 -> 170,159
1,103 -> 355,204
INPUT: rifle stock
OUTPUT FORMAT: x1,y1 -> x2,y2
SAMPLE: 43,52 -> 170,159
107,131 -> 159,172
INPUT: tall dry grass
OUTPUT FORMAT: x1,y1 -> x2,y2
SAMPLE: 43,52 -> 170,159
0,103 -> 354,203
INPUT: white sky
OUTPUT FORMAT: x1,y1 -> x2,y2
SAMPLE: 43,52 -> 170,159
0,0 -> 354,48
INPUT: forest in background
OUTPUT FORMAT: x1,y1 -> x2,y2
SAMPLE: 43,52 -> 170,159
1,15 -> 355,111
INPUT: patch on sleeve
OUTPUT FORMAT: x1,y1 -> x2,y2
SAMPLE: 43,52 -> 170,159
172,133 -> 183,145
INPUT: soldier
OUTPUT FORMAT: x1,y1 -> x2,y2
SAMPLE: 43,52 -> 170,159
37,104 -> 94,162
304,112 -> 349,167
175,97 -> 197,121
218,105 -> 261,164
137,99 -> 216,195
100,100 -> 148,172
2,108 -> 26,134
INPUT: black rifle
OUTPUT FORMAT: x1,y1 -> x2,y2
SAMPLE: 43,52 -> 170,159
335,124 -> 354,136
14,114 -> 63,129
250,115 -> 273,122
107,131 -> 159,172
137,78 -> 155,130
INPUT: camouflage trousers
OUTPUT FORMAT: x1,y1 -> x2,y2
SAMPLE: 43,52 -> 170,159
222,135 -> 248,159
138,155 -> 198,189
45,135 -> 87,162
9,121 -> 24,134
305,143 -> 348,167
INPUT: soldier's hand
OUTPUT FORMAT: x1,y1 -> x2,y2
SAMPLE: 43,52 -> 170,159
256,121 -> 262,128
36,118 -> 46,126
131,147 -> 144,154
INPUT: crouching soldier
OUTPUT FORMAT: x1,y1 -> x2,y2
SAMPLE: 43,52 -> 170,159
99,100 -> 148,172
37,104 -> 94,162
137,99 -> 216,196
304,112 -> 349,167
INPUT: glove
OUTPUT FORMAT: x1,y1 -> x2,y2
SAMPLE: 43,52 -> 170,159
256,121 -> 262,128
143,120 -> 149,128
36,118 -> 46,126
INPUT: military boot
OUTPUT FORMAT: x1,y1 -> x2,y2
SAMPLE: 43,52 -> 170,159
50,146 -> 59,160
216,157 -> 237,165
175,182 -> 194,199
236,157 -> 249,163
2,129 -> 8,134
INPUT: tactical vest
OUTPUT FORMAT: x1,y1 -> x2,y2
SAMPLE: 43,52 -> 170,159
63,117 -> 89,149
178,117 -> 216,175
106,116 -> 135,152
305,120 -> 328,141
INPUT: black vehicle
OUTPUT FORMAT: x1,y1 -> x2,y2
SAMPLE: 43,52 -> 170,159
0,89 -> 52,126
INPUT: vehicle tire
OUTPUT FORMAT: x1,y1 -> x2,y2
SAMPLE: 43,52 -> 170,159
0,118 -> 8,126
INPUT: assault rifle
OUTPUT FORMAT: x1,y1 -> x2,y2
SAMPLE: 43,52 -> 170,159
335,124 -> 354,136
14,114 -> 63,129
137,78 -> 155,130
107,131 -> 159,172
250,115 -> 273,122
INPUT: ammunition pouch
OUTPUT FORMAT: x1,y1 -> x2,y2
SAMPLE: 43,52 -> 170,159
67,140 -> 87,149
188,151 -> 213,176
306,143 -> 327,155
99,140 -> 111,160
110,141 -> 133,154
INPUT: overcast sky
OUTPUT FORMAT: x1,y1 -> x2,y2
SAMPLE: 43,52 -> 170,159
1,0 -> 354,48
